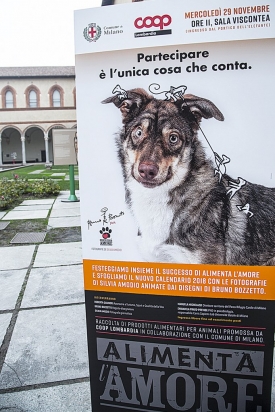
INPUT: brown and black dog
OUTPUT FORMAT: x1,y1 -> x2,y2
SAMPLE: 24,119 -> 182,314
103,88 -> 275,265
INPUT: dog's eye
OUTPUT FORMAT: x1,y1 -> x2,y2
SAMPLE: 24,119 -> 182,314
169,134 -> 179,144
135,128 -> 143,138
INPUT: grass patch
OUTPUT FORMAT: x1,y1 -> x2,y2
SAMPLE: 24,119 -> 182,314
0,165 -> 78,180
0,165 -> 79,209
45,227 -> 82,244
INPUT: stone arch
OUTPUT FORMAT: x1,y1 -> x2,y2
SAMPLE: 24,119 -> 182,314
46,124 -> 66,134
23,124 -> 45,135
0,125 -> 22,135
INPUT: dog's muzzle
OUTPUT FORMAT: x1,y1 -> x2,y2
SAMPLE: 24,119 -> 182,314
135,162 -> 172,188
138,162 -> 159,181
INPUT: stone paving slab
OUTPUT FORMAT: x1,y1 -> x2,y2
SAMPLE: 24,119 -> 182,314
21,264 -> 84,308
0,382 -> 92,412
0,305 -> 89,389
50,208 -> 80,218
58,191 -> 80,197
0,245 -> 35,271
20,199 -> 55,206
13,204 -> 52,211
33,242 -> 82,268
28,170 -> 44,174
55,197 -> 80,202
0,269 -> 27,310
0,211 -> 7,219
48,216 -> 81,228
55,196 -> 80,202
65,175 -> 79,180
2,209 -> 49,220
51,173 -> 66,176
51,202 -> 80,210
0,221 -> 9,230
0,313 -> 12,346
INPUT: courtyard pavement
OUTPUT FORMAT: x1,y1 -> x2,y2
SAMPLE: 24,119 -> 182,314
0,191 -> 92,411
0,191 -> 275,411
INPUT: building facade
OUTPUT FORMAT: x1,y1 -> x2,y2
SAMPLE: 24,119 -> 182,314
102,0 -> 147,5
0,67 -> 76,166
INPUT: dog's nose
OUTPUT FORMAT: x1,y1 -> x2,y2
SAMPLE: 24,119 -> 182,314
138,162 -> 159,180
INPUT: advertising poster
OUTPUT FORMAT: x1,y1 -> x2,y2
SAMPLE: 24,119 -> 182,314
52,128 -> 78,165
74,1 -> 275,410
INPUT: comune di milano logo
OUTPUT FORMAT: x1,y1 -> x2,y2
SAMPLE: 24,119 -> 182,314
83,23 -> 101,42
134,14 -> 172,38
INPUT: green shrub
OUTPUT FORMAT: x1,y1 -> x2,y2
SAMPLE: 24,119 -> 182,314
0,176 -> 60,210
30,178 -> 60,197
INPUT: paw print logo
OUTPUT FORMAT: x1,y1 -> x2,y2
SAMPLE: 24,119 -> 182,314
100,227 -> 112,239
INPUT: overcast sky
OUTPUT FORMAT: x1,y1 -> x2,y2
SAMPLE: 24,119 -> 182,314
0,0 -> 102,67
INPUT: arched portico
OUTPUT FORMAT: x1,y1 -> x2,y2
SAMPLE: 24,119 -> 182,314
0,122 -> 75,166
24,126 -> 47,163
0,126 -> 22,165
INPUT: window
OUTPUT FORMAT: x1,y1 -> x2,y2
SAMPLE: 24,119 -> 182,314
49,85 -> 64,107
5,91 -> 14,108
29,90 -> 37,108
1,86 -> 16,108
25,85 -> 40,108
53,90 -> 61,107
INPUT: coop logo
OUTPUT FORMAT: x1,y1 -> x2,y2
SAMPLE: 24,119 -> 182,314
134,14 -> 172,38
83,23 -> 102,42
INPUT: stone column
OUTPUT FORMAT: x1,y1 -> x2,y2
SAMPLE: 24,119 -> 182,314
44,132 -> 50,165
21,135 -> 26,165
0,134 -> 2,167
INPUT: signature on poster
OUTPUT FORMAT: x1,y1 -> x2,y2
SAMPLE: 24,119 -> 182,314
87,207 -> 125,230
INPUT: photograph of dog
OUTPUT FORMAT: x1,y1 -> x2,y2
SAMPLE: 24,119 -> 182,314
102,87 -> 275,265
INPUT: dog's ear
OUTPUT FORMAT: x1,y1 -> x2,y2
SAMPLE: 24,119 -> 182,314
102,88 -> 152,123
179,94 -> 224,122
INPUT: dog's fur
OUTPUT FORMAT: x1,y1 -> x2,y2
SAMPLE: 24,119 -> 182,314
103,88 -> 275,265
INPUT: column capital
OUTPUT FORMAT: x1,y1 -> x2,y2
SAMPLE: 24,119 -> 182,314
21,135 -> 25,142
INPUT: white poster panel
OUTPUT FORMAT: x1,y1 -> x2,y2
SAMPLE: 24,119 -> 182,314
76,38 -> 275,263
75,2 -> 275,411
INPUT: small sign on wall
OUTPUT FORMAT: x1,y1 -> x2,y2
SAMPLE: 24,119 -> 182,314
52,129 -> 78,166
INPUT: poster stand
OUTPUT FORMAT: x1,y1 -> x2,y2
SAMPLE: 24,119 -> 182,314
52,128 -> 79,202
61,165 -> 79,203
75,1 -> 275,410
